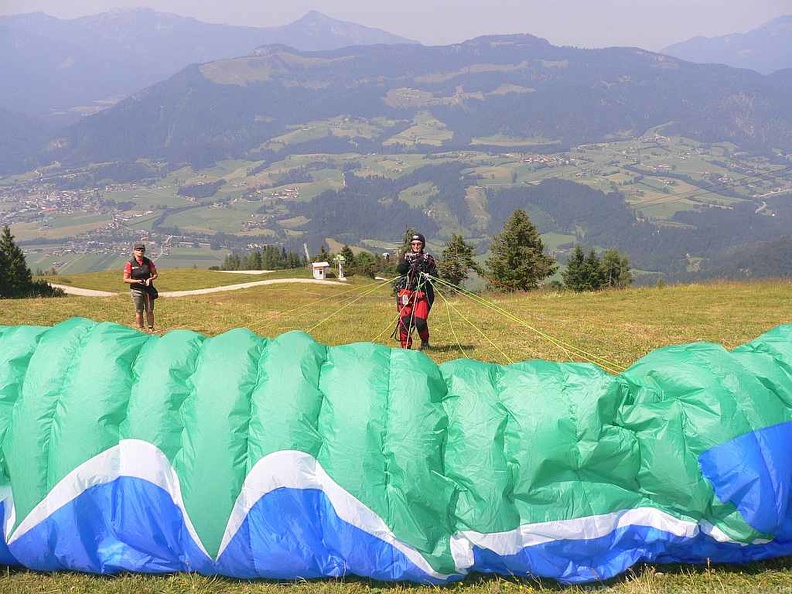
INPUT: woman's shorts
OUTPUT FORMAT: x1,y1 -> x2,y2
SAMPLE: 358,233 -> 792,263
131,289 -> 154,313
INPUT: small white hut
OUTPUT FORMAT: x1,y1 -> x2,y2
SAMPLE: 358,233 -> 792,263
311,261 -> 330,280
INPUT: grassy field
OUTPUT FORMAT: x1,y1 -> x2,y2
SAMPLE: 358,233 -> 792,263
11,274 -> 791,368
43,267 -> 313,293
2,273 -> 791,592
25,246 -> 233,275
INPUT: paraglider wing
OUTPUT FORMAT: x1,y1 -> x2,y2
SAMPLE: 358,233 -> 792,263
0,319 -> 790,583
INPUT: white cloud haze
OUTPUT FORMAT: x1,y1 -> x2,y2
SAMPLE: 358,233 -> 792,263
1,0 -> 790,49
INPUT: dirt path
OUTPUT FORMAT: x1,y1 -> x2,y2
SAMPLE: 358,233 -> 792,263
51,278 -> 343,298
49,284 -> 116,297
161,278 -> 343,297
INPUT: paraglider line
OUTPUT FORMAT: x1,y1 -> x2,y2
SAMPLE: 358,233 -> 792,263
434,283 -> 514,364
306,279 -> 396,333
428,275 -> 624,374
258,278 -> 392,326
374,311 -> 404,342
248,277 -> 396,335
434,285 -> 469,359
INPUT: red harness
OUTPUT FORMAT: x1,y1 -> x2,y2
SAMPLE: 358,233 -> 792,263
396,289 -> 430,323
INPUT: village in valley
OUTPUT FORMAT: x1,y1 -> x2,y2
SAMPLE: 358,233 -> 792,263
1,132 -> 789,275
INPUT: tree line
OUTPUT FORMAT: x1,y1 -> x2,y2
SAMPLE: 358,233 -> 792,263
218,245 -> 306,271
473,209 -> 631,292
218,209 -> 633,294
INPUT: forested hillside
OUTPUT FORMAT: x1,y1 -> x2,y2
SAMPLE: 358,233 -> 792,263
43,35 -> 792,168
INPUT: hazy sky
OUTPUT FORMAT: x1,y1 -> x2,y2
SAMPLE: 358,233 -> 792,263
1,0 -> 791,49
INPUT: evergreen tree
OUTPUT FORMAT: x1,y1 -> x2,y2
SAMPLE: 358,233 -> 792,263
0,226 -> 62,298
0,239 -> 7,297
584,249 -> 606,291
438,234 -> 481,287
400,227 -> 418,256
221,252 -> 242,271
0,226 -> 32,297
315,246 -> 330,263
353,252 -> 377,278
286,251 -> 304,268
339,245 -> 356,268
485,209 -> 557,291
601,248 -> 633,288
562,245 -> 588,292
262,246 -> 280,269
248,250 -> 263,270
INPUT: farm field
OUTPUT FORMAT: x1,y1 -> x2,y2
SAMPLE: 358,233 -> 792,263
5,133 -> 788,274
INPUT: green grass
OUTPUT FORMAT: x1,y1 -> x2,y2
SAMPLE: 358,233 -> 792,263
1,558 -> 791,594
12,273 -> 792,370
10,214 -> 112,241
2,275 -> 792,591
162,202 -> 259,234
43,267 -> 313,293
103,186 -> 193,209
383,112 -> 453,147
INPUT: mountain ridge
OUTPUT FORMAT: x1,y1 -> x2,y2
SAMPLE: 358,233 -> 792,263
47,34 -> 792,168
0,8 -> 416,118
662,15 -> 792,74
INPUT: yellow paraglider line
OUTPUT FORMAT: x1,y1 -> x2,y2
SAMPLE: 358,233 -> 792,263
242,270 -> 624,373
306,278 -> 396,333
247,277 -> 395,335
427,275 -> 625,374
434,284 -> 469,359
433,281 -> 514,364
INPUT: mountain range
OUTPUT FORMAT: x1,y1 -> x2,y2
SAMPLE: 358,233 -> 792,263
47,35 -> 792,168
0,9 -> 415,119
662,15 -> 792,74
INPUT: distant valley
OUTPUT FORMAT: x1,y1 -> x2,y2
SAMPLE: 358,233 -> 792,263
0,12 -> 790,283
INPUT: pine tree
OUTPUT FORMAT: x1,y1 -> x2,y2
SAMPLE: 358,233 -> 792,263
438,234 -> 481,287
400,227 -> 418,256
485,209 -> 557,292
584,249 -> 606,291
248,250 -> 263,270
221,252 -> 242,271
262,246 -> 280,269
0,238 -> 7,297
353,251 -> 377,278
562,244 -> 588,292
0,226 -> 32,297
286,251 -> 304,268
339,245 -> 355,268
316,246 -> 330,263
601,248 -> 633,288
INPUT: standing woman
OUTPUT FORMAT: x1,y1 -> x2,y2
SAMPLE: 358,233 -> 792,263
123,242 -> 158,333
395,232 -> 437,350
